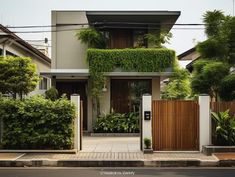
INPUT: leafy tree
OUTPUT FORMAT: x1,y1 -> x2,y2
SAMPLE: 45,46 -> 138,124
191,60 -> 230,100
197,10 -> 235,64
192,10 -> 235,100
0,56 -> 39,99
162,68 -> 191,100
219,74 -> 235,101
76,28 -> 106,48
203,10 -> 225,37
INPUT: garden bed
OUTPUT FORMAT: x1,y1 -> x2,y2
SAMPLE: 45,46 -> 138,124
90,133 -> 140,137
202,145 -> 235,155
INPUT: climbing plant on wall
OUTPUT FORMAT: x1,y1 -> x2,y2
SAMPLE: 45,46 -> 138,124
87,48 -> 176,115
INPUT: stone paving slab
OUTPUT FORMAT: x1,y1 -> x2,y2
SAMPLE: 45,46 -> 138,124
0,153 -> 24,160
214,153 -> 235,160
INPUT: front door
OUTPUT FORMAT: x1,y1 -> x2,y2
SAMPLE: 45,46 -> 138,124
56,80 -> 88,130
111,79 -> 151,113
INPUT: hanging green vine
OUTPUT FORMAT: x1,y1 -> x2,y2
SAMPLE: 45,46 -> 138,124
87,48 -> 176,98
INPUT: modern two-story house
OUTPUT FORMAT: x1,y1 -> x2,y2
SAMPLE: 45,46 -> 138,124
41,11 -> 180,132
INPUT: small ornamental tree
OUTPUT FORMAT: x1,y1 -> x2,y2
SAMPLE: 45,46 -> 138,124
0,56 -> 39,99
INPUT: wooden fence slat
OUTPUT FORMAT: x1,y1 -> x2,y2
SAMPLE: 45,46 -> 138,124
211,102 -> 235,116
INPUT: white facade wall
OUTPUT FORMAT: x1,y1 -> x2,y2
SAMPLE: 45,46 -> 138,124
51,11 -> 88,69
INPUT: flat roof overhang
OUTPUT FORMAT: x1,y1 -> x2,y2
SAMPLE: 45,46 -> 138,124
104,72 -> 172,77
86,11 -> 181,30
40,69 -> 90,78
40,69 -> 172,78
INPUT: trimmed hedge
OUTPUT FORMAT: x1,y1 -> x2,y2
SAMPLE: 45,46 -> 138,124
0,96 -> 75,149
87,48 -> 175,72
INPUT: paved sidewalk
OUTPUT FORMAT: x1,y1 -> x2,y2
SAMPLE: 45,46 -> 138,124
19,152 -> 216,161
0,152 -> 226,167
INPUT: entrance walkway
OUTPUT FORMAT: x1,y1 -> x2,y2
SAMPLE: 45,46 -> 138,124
82,136 -> 140,152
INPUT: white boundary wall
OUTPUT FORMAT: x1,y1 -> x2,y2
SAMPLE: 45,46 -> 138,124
199,94 -> 211,151
71,94 -> 81,151
142,94 -> 152,149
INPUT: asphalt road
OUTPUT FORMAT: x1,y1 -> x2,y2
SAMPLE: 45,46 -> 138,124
0,167 -> 235,177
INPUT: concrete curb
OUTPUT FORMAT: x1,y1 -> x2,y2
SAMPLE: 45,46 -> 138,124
219,160 -> 235,167
0,159 -> 224,167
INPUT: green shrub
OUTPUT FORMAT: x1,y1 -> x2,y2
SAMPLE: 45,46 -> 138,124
45,87 -> 59,101
93,112 -> 139,133
76,28 -> 106,49
211,110 -> 235,145
0,96 -> 75,149
144,138 -> 151,149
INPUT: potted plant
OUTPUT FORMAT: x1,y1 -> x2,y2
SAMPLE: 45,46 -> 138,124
144,137 -> 153,154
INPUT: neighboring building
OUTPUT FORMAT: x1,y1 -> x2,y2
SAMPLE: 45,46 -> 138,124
179,46 -> 235,75
28,38 -> 50,57
177,47 -> 199,61
42,11 -> 180,132
0,24 -> 51,95
177,47 -> 200,72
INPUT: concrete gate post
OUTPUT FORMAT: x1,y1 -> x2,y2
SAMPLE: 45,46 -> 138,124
199,94 -> 211,151
71,94 -> 81,152
142,94 -> 152,151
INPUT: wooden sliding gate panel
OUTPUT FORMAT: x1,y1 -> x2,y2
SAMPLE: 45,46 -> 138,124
152,100 -> 199,151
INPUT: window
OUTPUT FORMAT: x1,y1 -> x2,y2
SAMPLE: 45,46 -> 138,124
39,77 -> 48,90
133,30 -> 147,48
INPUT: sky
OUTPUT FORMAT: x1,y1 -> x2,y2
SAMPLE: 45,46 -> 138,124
0,0 -> 234,57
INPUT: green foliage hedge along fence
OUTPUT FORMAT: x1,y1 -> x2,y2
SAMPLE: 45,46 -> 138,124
87,48 -> 175,98
0,96 -> 75,149
93,112 -> 140,133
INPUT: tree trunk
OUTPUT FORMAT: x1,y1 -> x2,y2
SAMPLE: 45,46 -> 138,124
13,92 -> 17,99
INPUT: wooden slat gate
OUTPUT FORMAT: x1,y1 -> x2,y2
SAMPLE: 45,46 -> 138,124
152,100 -> 199,151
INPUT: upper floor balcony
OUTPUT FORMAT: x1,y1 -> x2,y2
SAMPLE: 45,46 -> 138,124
86,11 -> 181,49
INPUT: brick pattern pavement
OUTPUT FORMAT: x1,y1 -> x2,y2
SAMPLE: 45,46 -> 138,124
19,152 -> 217,161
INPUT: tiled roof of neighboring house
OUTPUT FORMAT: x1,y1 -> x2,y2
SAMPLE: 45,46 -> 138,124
0,24 -> 51,64
185,58 -> 199,73
178,47 -> 201,72
178,47 -> 196,60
